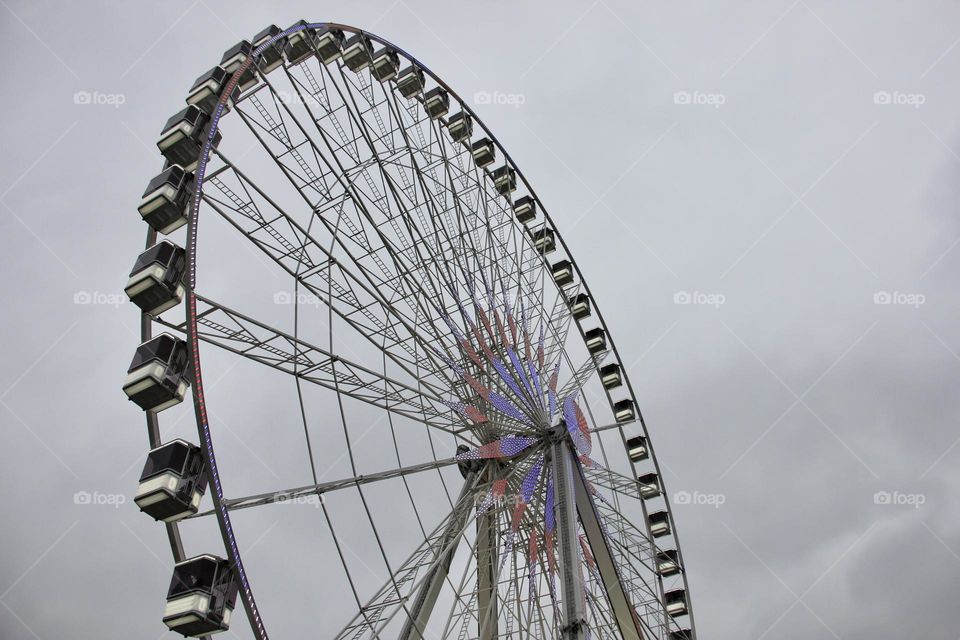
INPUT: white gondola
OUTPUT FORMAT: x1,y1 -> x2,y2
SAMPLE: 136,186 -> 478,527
220,40 -> 257,92
532,227 -> 556,254
136,439 -> 207,522
656,549 -> 681,577
567,292 -> 590,319
371,48 -> 399,82
252,25 -> 285,74
163,555 -> 238,637
584,327 -> 607,355
447,111 -> 473,143
614,399 -> 636,423
552,260 -> 573,287
186,67 -> 232,114
664,588 -> 688,618
137,165 -> 193,235
648,510 -> 671,538
600,363 -> 622,389
514,195 -> 536,224
123,334 -> 190,413
626,434 -> 648,461
315,26 -> 345,64
396,65 -> 425,98
125,240 -> 186,316
424,87 -> 449,119
157,106 -> 221,172
492,165 -> 517,195
284,21 -> 317,64
637,472 -> 661,499
342,34 -> 373,71
471,138 -> 496,167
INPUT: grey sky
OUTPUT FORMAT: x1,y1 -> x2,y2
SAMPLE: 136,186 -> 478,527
1,1 -> 959,638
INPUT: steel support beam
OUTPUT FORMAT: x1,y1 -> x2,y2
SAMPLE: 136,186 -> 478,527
551,440 -> 589,640
399,472 -> 476,640
476,476 -> 499,640
572,450 -> 646,640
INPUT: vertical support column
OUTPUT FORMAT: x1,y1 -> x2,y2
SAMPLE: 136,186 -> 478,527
551,440 -> 588,640
399,473 -> 477,640
476,471 -> 499,640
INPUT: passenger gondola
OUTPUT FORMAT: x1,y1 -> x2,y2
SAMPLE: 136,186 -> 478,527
447,111 -> 473,143
614,398 -> 636,423
492,165 -> 517,195
648,510 -> 671,538
136,439 -> 207,522
396,65 -> 425,98
371,48 -> 400,81
220,40 -> 257,92
123,334 -> 190,413
471,138 -> 496,167
514,195 -> 536,224
342,34 -> 373,71
125,240 -> 186,316
637,472 -> 661,499
424,87 -> 449,119
252,25 -> 286,74
163,555 -> 238,636
137,165 -> 194,234
600,363 -> 622,389
157,105 -> 221,172
584,327 -> 607,355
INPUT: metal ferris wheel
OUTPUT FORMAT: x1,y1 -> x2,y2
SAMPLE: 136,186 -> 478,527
121,20 -> 696,640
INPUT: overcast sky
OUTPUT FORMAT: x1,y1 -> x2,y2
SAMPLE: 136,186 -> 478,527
1,1 -> 959,638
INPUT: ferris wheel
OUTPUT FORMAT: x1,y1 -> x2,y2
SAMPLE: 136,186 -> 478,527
121,21 -> 697,640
